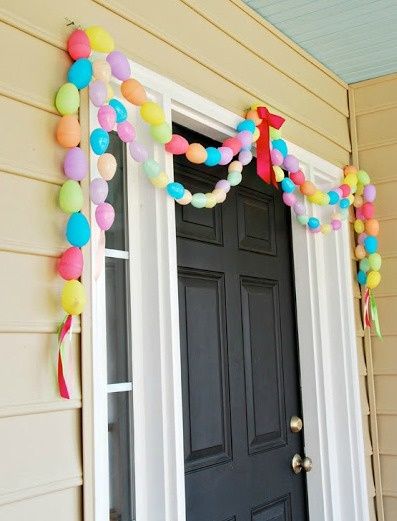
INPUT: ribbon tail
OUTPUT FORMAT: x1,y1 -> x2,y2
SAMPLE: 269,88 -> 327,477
57,314 -> 73,399
363,288 -> 371,328
256,120 -> 272,185
369,291 -> 382,339
94,229 -> 106,281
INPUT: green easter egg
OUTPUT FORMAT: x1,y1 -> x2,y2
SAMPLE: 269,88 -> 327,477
357,170 -> 370,185
227,171 -> 242,186
143,159 -> 161,179
150,122 -> 172,144
368,253 -> 382,271
297,215 -> 309,225
359,258 -> 370,273
55,83 -> 80,115
59,180 -> 84,214
191,193 -> 207,208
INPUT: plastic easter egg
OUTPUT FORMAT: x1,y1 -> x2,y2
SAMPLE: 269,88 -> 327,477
177,189 -> 193,206
215,179 -> 231,193
368,253 -> 382,271
165,135 -> 189,155
272,139 -> 288,157
59,180 -> 84,214
239,150 -> 252,165
205,147 -> 221,167
355,244 -> 366,260
361,202 -> 375,219
109,99 -> 128,123
365,218 -> 379,236
359,258 -> 370,273
364,236 -> 378,254
129,141 -> 148,163
344,173 -> 358,188
63,147 -> 88,181
227,171 -> 242,186
283,192 -> 296,206
150,172 -> 169,188
357,270 -> 367,286
331,219 -> 342,231
339,198 -> 350,209
67,29 -> 91,61
308,191 -> 323,205
283,154 -> 299,173
98,153 -> 117,180
228,161 -> 243,173
344,165 -> 357,176
236,119 -> 256,133
308,217 -> 320,229
354,195 -> 363,208
354,219 -> 365,234
271,148 -> 283,166
269,127 -> 282,140
327,191 -> 339,205
98,105 -> 116,132
218,147 -> 234,165
191,193 -> 207,208
66,212 -> 91,247
212,189 -> 227,203
205,193 -> 217,209
95,202 -> 115,231
56,115 -> 81,148
281,177 -> 295,193
89,80 -> 107,107
252,128 -> 260,142
140,102 -> 165,125
320,224 -> 331,235
237,130 -> 253,149
358,232 -> 367,245
186,143 -> 207,164
55,83 -> 80,115
85,26 -> 114,53
340,184 -> 351,198
364,184 -> 376,202
357,170 -> 370,185
93,59 -> 111,82
117,121 -> 136,143
367,271 -> 381,290
143,159 -> 161,178
121,79 -> 147,106
90,128 -> 109,155
67,58 -> 92,89
106,51 -> 131,81
61,280 -> 86,316
290,170 -> 305,186
293,201 -> 305,216
297,215 -> 309,225
90,178 -> 108,205
300,181 -> 316,196
273,166 -> 285,182
223,137 -> 241,156
57,247 -> 83,280
166,182 -> 185,199
246,109 -> 262,126
150,122 -> 172,144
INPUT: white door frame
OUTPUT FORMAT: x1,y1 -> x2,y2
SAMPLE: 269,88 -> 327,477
87,58 -> 369,521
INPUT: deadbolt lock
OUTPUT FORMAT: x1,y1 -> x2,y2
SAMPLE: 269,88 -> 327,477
290,415 -> 303,433
292,453 -> 313,474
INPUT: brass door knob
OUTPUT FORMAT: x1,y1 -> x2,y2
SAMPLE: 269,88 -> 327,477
290,415 -> 303,433
292,454 -> 313,474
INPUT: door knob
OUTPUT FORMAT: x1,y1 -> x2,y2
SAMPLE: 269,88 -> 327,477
292,453 -> 313,474
290,415 -> 303,433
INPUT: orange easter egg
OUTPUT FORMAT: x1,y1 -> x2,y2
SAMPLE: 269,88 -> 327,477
98,153 -> 117,181
246,109 -> 262,126
186,143 -> 207,164
355,244 -> 366,260
121,79 -> 147,106
300,180 -> 316,196
365,218 -> 379,236
56,115 -> 81,148
344,165 -> 357,176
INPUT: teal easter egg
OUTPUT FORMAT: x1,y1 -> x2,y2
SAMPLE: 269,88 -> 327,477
143,159 -> 161,179
67,58 -> 93,89
55,83 -> 80,115
90,128 -> 109,155
109,99 -> 127,123
59,180 -> 84,214
66,212 -> 91,247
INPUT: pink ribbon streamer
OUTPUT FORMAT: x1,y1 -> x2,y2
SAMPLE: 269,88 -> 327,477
57,314 -> 73,399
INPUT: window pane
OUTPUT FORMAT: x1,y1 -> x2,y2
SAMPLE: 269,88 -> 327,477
105,257 -> 131,384
106,131 -> 128,251
108,392 -> 135,521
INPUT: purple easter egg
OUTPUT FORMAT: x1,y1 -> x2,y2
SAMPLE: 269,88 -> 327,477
90,177 -> 108,205
283,154 -> 299,173
106,51 -> 131,81
271,148 -> 283,166
117,121 -> 136,143
331,219 -> 342,231
96,202 -> 115,231
63,147 -> 88,181
364,184 -> 376,202
89,80 -> 107,107
129,141 -> 148,163
239,149 -> 252,165
237,130 -> 252,149
293,201 -> 305,215
358,232 -> 367,245
218,147 -> 234,166
98,105 -> 116,132
215,179 -> 231,193
283,192 -> 296,207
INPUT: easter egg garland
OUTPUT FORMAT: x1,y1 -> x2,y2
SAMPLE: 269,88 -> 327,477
54,25 -> 382,398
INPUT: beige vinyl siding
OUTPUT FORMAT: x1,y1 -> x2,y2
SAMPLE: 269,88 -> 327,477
0,0 -> 350,518
349,73 -> 397,521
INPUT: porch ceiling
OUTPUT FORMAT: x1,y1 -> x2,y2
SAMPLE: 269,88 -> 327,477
243,0 -> 397,84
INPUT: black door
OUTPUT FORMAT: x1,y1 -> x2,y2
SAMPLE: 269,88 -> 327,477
175,125 -> 308,521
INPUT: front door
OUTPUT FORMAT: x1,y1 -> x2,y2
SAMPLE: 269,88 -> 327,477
175,125 -> 309,521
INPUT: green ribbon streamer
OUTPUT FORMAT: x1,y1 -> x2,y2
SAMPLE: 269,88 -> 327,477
369,291 -> 382,339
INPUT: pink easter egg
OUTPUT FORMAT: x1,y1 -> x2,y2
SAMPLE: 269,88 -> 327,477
271,148 -> 283,166
331,219 -> 342,231
129,141 -> 148,163
57,247 -> 83,280
67,30 -> 91,61
283,192 -> 296,206
340,184 -> 351,197
96,202 -> 115,231
283,154 -> 299,173
355,207 -> 364,220
98,105 -> 116,132
223,137 -> 242,156
237,130 -> 253,149
117,121 -> 136,143
106,51 -> 131,81
63,147 -> 88,181
364,184 -> 376,202
218,147 -> 234,165
89,80 -> 107,107
239,149 -> 252,165
309,226 -> 321,234
361,202 -> 375,219
290,170 -> 305,185
90,178 -> 108,205
215,179 -> 231,193
165,134 -> 189,155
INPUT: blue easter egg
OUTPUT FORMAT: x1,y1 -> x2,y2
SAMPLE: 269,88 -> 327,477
236,119 -> 256,133
66,212 -> 91,247
109,98 -> 127,123
90,128 -> 109,155
204,147 -> 221,167
166,182 -> 185,199
67,58 -> 93,89
272,139 -> 288,157
328,190 -> 339,205
308,217 -> 320,229
281,177 -> 295,193
364,236 -> 378,254
340,198 -> 350,209
357,270 -> 367,285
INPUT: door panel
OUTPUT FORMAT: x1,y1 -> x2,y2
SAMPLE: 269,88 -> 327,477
174,124 -> 308,521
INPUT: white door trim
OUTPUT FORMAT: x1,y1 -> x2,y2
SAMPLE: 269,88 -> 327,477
88,57 -> 369,521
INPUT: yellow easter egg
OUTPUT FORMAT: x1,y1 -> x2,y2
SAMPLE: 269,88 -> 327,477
353,195 -> 363,208
140,101 -> 165,125
150,172 -> 169,188
354,219 -> 365,233
367,271 -> 381,290
344,173 -> 358,187
61,280 -> 86,316
252,127 -> 260,142
85,26 -> 115,53
273,166 -> 284,182
308,191 -> 324,205
205,193 -> 217,208
321,224 -> 331,234
212,188 -> 227,203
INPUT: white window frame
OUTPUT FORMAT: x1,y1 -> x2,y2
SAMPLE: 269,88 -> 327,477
83,57 -> 370,521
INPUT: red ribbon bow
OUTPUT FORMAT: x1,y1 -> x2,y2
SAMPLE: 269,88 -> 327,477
256,106 -> 285,187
